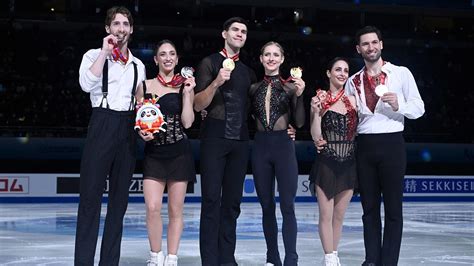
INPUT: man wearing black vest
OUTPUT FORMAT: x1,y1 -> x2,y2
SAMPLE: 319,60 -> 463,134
194,17 -> 256,266
75,6 -> 145,265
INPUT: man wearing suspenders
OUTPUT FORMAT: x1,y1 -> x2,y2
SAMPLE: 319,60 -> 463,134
75,6 -> 146,265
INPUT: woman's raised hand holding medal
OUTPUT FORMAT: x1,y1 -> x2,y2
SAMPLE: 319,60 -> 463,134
181,67 -> 196,93
181,67 -> 194,79
290,67 -> 302,79
312,89 -> 327,111
289,67 -> 305,96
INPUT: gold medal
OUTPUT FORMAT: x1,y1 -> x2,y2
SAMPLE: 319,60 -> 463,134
290,67 -> 302,79
222,58 -> 235,71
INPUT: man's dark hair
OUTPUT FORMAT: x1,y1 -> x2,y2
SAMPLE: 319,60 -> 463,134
105,6 -> 134,27
355,26 -> 382,44
223,17 -> 248,31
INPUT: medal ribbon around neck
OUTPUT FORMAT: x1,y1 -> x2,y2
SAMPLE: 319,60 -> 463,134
365,61 -> 387,86
321,89 -> 345,110
367,72 -> 386,86
263,75 -> 288,86
221,48 -> 239,61
108,39 -> 128,64
156,73 -> 186,88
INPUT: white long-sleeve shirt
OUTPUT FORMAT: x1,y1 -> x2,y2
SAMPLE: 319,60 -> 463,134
345,62 -> 425,134
79,48 -> 146,111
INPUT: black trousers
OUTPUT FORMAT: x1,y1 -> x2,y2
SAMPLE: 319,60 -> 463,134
251,130 -> 298,266
74,108 -> 137,266
199,138 -> 249,266
357,132 -> 406,266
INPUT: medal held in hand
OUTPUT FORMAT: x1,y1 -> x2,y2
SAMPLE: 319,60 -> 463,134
372,72 -> 388,97
315,89 -> 328,103
180,66 -> 195,78
134,98 -> 167,134
290,67 -> 303,79
108,39 -> 128,64
222,58 -> 235,71
375,84 -> 389,97
221,48 -> 238,71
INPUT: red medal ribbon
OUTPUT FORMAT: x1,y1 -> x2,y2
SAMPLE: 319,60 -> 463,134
221,48 -> 239,61
263,75 -> 287,86
366,72 -> 386,86
321,89 -> 345,110
157,73 -> 186,87
108,39 -> 128,64
281,76 -> 293,83
263,74 -> 294,84
364,61 -> 387,86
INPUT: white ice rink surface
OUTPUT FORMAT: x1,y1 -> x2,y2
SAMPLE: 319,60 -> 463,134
0,202 -> 473,265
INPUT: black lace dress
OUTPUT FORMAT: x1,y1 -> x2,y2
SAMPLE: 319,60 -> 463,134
141,81 -> 196,182
309,97 -> 358,199
249,75 -> 305,131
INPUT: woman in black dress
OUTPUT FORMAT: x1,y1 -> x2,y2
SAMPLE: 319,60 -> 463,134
249,41 -> 305,266
309,57 -> 357,266
135,40 -> 196,266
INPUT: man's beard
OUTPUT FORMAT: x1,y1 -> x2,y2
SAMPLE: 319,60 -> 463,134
363,50 -> 381,63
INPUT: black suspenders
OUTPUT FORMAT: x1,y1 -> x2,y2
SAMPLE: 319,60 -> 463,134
129,62 -> 138,111
100,60 -> 138,110
100,60 -> 109,109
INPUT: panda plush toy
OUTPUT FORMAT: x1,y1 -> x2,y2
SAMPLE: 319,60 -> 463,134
134,98 -> 167,134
